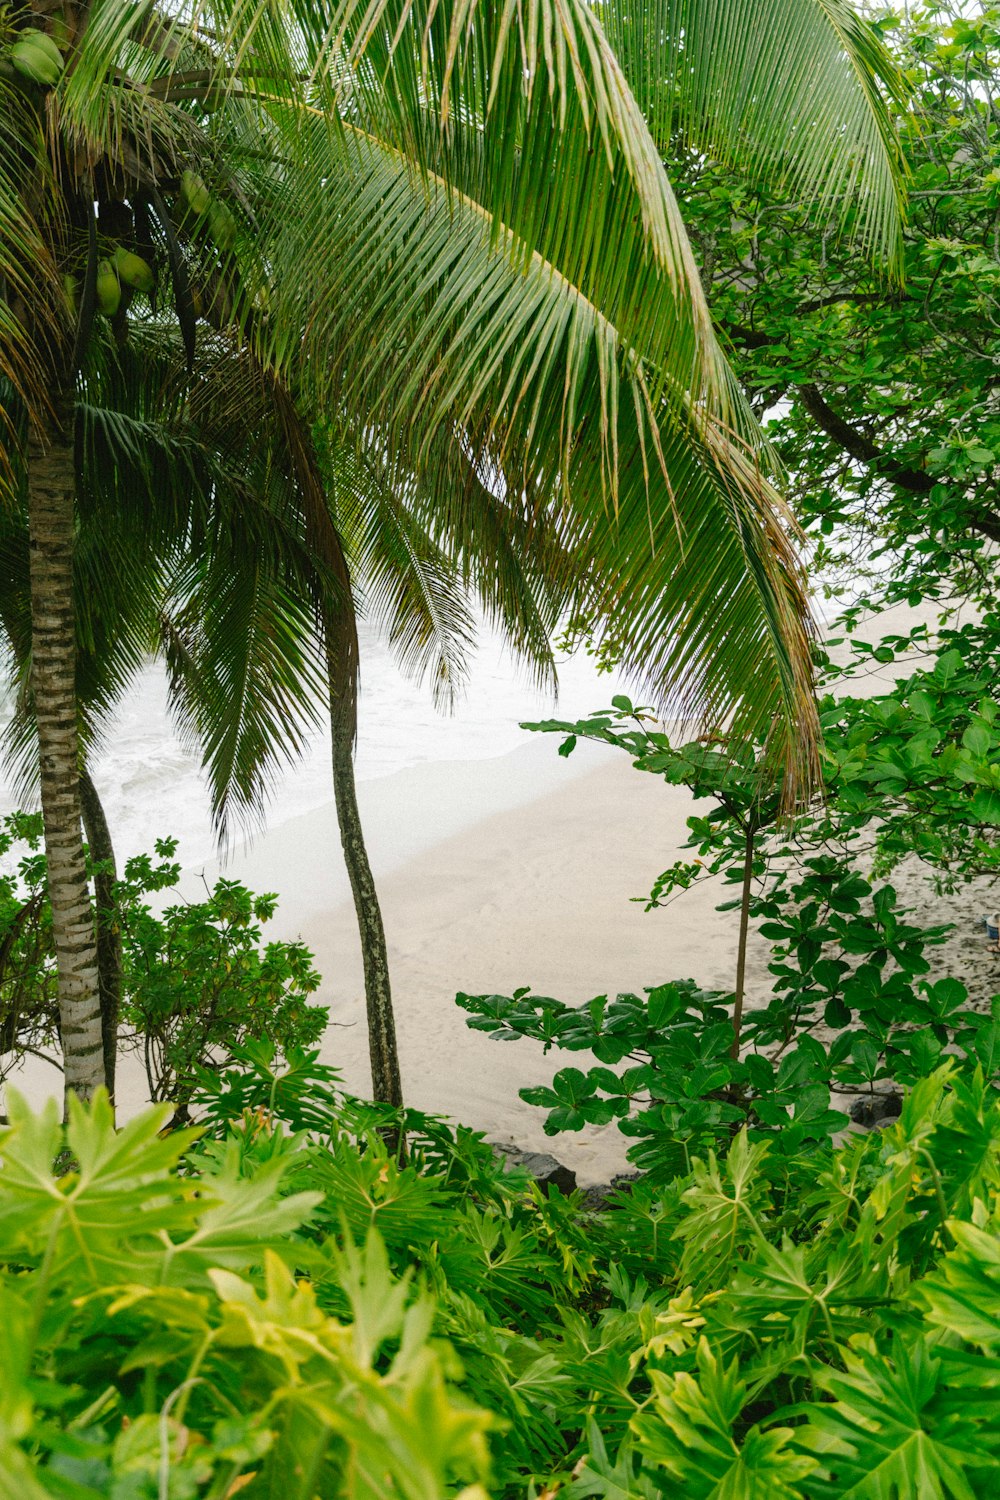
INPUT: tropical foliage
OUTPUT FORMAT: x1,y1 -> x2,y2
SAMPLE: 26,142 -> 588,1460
0,814 -> 325,1109
0,1089 -> 495,1498
674,2 -> 1000,620
461,585 -> 1000,1170
459,677 -> 1000,1176
0,1055 -> 997,1496
2,2 -> 1000,1495
0,0 -> 906,1100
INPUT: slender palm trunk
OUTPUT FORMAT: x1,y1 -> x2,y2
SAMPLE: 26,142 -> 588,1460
79,766 -> 122,1104
326,620 -> 403,1109
27,407 -> 104,1107
265,369 -> 403,1109
730,826 -> 755,1061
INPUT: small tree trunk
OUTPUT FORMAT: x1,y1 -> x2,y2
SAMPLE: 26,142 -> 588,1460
730,826 -> 755,1061
326,619 -> 403,1109
267,370 -> 403,1111
79,766 -> 122,1105
27,407 -> 105,1108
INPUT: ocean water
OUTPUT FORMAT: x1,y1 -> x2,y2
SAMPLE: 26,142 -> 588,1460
0,621 -> 631,867
2,587 -> 943,874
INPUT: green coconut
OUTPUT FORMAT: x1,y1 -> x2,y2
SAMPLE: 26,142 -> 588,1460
10,29 -> 64,86
95,260 -> 121,317
180,170 -> 211,217
112,246 -> 155,294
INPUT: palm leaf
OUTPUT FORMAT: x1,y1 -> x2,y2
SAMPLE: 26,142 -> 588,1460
0,78 -> 61,426
8,0 -> 907,804
255,120 -> 816,787
159,548 -> 325,845
244,0 -> 901,790
327,434 -> 479,709
600,0 -> 905,269
0,333 -> 333,843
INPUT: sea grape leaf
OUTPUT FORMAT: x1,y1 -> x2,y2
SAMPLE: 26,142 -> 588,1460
970,788 -> 1000,826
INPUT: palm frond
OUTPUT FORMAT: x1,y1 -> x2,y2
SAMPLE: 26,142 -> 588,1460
253,119 -> 818,789
234,1 -> 876,790
0,78 -> 62,424
7,0 -> 907,805
328,434 -> 478,710
159,546 -> 325,845
600,0 -> 905,269
0,332 -> 334,841
318,0 -> 724,409
390,438 -> 577,696
138,338 -> 337,841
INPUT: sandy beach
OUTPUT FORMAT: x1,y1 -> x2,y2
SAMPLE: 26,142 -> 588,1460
195,736 -> 745,1186
14,732 -> 759,1183
8,605 -> 998,1185
188,718 -> 1000,1185
9,714 -> 999,1186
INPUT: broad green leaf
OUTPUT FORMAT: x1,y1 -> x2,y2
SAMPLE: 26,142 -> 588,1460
916,1219 -> 1000,1352
800,1341 -> 991,1499
635,1340 -> 816,1498
567,1424 -> 657,1498
675,1131 -> 771,1289
0,1090 -> 191,1275
970,788 -> 1000,826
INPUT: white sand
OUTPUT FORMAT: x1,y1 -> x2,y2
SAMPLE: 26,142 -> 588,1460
11,729 -> 996,1184
182,597 -> 998,1184
177,737 -> 747,1185
192,738 -> 997,1187
10,599 -> 997,1185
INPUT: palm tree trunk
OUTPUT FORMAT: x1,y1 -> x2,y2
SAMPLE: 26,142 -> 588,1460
326,619 -> 403,1109
79,766 -> 122,1104
27,407 -> 104,1107
262,368 -> 403,1110
729,826 -> 755,1062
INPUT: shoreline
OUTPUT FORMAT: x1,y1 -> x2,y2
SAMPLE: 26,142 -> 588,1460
184,740 -> 760,1184
7,690 -> 998,1184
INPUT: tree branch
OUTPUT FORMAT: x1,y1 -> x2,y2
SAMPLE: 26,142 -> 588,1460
797,385 -> 1000,545
797,384 -> 935,494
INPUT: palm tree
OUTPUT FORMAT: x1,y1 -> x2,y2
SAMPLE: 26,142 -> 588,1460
163,347 -> 583,1111
309,421 -> 582,1110
0,0 -> 902,1104
1,329 -> 581,1109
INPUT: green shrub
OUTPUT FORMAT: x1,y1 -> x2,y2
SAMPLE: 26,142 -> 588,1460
115,841 -> 325,1109
0,1088 -> 493,1498
463,688 -> 1000,1177
0,1060 -> 997,1496
0,812 -> 57,1084
0,823 -> 327,1110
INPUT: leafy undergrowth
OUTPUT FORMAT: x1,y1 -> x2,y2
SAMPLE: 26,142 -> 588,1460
1,1057 -> 998,1497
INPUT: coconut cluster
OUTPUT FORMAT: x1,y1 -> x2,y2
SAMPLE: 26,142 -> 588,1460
6,27 -> 64,87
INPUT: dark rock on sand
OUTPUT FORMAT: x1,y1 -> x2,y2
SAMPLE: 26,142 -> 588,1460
849,1091 -> 903,1128
491,1144 -> 578,1195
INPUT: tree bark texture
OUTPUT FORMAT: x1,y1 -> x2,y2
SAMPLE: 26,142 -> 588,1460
730,827 -> 755,1061
267,373 -> 404,1110
327,621 -> 403,1109
27,409 -> 105,1106
79,765 -> 122,1105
